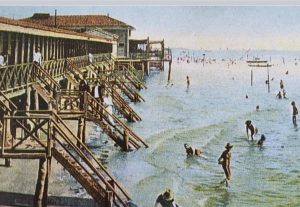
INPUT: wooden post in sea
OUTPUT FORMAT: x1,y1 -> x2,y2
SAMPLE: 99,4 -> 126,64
167,61 -> 171,82
267,64 -> 270,93
123,129 -> 129,151
251,70 -> 253,86
105,180 -> 115,207
34,157 -> 51,207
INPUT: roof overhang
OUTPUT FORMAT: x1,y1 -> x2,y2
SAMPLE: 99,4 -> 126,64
0,22 -> 114,44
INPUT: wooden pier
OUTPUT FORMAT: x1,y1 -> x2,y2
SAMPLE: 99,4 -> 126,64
0,14 -> 172,207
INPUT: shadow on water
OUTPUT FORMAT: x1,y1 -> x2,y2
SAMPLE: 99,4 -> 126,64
0,191 -> 97,207
193,183 -> 231,207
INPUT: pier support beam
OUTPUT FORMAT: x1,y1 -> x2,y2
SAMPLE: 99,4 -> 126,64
123,129 -> 129,151
167,61 -> 172,82
3,100 -> 12,167
34,157 -> 51,207
105,180 -> 115,207
143,61 -> 149,76
77,117 -> 86,147
26,87 -> 31,111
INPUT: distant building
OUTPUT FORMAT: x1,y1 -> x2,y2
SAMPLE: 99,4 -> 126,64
21,13 -> 135,57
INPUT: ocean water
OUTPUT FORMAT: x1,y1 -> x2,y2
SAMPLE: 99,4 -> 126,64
87,57 -> 300,207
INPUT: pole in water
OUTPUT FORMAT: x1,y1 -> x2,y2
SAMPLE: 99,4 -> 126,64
251,70 -> 253,86
167,61 -> 171,82
267,64 -> 270,93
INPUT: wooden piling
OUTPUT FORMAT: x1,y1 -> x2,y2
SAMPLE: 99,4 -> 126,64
77,117 -> 85,148
267,65 -> 270,93
3,99 -> 12,167
105,179 -> 115,206
251,70 -> 253,86
167,61 -> 172,82
124,129 -> 129,151
34,157 -> 51,207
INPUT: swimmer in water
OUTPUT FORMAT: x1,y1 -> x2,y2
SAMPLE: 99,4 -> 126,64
245,120 -> 258,140
291,101 -> 298,127
184,143 -> 202,156
257,134 -> 266,146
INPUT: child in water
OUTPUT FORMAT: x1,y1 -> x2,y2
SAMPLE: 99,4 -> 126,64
184,143 -> 202,156
245,120 -> 258,140
257,134 -> 266,146
291,101 -> 298,126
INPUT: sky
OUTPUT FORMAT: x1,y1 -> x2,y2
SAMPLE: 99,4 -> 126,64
1,6 -> 300,50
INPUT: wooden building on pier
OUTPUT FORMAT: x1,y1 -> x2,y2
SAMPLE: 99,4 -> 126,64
0,16 -> 114,66
22,13 -> 135,58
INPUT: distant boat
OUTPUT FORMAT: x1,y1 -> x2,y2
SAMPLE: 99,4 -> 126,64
248,64 -> 271,67
247,58 -> 270,67
246,60 -> 268,64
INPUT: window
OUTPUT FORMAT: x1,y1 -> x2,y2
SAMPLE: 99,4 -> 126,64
118,43 -> 125,47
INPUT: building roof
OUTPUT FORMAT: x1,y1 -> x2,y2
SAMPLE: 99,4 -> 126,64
0,16 -> 115,44
21,13 -> 135,30
86,27 -> 119,41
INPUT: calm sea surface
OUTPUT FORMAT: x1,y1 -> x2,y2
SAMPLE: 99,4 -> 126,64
86,56 -> 300,207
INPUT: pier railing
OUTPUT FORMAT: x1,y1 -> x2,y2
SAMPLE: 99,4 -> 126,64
67,55 -> 89,69
56,90 -> 83,116
0,63 -> 35,92
33,63 -> 61,93
55,90 -> 147,149
66,58 -> 84,77
42,58 -> 66,78
129,52 -> 148,59
0,90 -> 18,114
105,85 -> 142,122
116,63 -> 146,90
113,73 -> 145,102
93,53 -> 111,63
85,92 -> 148,149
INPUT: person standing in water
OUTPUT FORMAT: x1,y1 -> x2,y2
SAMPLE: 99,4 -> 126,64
291,101 -> 298,126
186,76 -> 190,88
218,143 -> 233,187
257,134 -> 266,146
280,80 -> 284,90
245,120 -> 258,140
154,189 -> 179,207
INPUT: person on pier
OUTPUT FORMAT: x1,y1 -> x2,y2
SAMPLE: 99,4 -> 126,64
154,188 -> 179,207
218,143 -> 233,187
79,73 -> 90,110
291,101 -> 298,127
103,92 -> 116,128
0,52 -> 7,67
88,52 -> 94,65
33,47 -> 42,66
245,120 -> 258,140
92,81 -> 104,115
